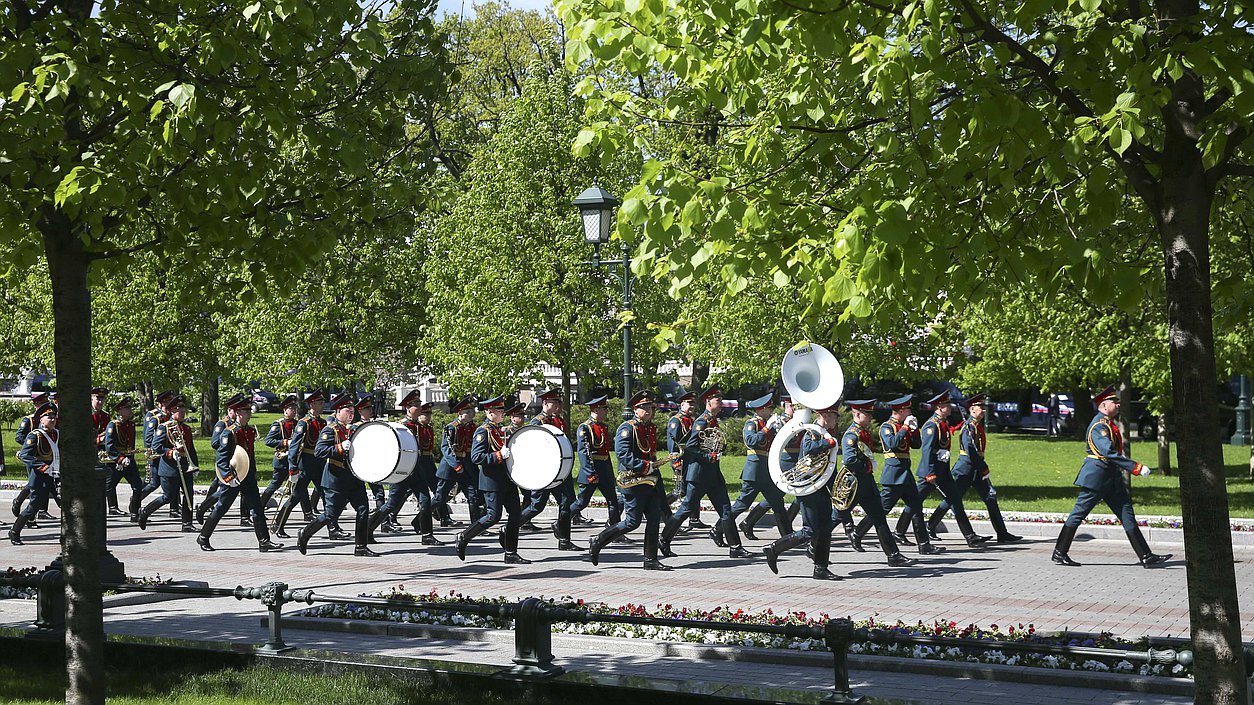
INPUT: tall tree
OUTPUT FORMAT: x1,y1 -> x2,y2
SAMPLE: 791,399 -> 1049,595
0,3 -> 449,704
561,0 -> 1253,701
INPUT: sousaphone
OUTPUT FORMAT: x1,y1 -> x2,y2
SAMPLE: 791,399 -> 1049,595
768,341 -> 844,496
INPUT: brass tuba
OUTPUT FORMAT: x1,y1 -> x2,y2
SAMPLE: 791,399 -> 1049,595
768,341 -> 845,497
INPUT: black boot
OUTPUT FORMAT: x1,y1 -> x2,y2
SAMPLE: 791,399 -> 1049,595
708,524 -> 727,548
419,511 -> 445,545
588,525 -> 627,566
137,499 -> 164,530
556,514 -> 582,551
410,512 -> 423,535
195,494 -> 216,525
786,501 -> 801,525
504,551 -> 531,565
328,523 -> 351,540
107,487 -> 125,516
10,487 -> 29,517
965,533 -> 992,547
872,519 -> 901,559
727,515 -> 752,558
197,512 -> 221,551
252,511 -> 281,551
365,510 -> 387,545
456,522 -> 487,561
926,505 -> 947,538
659,515 -> 683,556
764,529 -> 813,575
849,518 -> 871,553
354,515 -> 380,557
272,499 -> 296,539
128,492 -> 142,523
738,502 -> 770,540
1052,524 -> 1081,566
811,536 -> 842,580
7,515 -> 27,545
1127,526 -> 1171,567
643,529 -> 672,571
297,518 -> 328,555
775,516 -> 793,540
180,502 -> 196,532
886,552 -> 917,567
913,515 -> 943,554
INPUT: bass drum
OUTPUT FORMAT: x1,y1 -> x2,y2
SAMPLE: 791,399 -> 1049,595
506,424 -> 574,491
348,420 -> 418,485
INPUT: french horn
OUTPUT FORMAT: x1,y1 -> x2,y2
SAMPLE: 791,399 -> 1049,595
768,341 -> 845,497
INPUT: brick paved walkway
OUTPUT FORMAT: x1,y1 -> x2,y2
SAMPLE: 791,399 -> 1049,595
5,499 -> 1250,641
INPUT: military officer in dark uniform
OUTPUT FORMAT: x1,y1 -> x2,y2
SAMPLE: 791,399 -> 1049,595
588,390 -> 673,570
367,391 -> 444,545
457,396 -> 529,564
299,393 -> 378,557
928,394 -> 1023,543
137,390 -> 176,507
839,400 -> 916,566
728,392 -> 793,540
515,388 -> 580,550
10,391 -> 51,521
894,391 -> 989,548
570,395 -> 623,527
861,394 -> 942,554
103,397 -> 145,523
354,394 -> 387,511
761,402 -> 851,580
435,395 -> 480,526
90,387 -> 120,515
1053,385 -> 1169,568
9,403 -> 58,545
260,395 -> 301,511
198,397 -> 283,552
138,395 -> 200,532
660,386 -> 750,558
274,391 -> 332,539
665,391 -> 706,529
195,394 -> 246,526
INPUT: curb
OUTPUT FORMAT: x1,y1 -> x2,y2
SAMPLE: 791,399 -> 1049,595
275,615 -> 1194,697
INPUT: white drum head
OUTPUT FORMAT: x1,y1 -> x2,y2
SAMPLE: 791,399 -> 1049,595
349,421 -> 416,484
507,425 -> 566,491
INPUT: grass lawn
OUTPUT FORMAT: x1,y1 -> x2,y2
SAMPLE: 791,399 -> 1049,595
0,657 -> 516,705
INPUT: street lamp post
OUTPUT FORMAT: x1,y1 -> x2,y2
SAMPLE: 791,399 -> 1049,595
573,185 -> 634,421
1231,374 -> 1251,445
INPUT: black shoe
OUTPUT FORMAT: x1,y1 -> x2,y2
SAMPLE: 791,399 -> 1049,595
355,546 -> 381,557
927,526 -> 941,540
610,534 -> 634,545
441,517 -> 464,528
847,529 -> 865,553
416,532 -> 442,546
739,520 -> 757,541
676,523 -> 691,535
918,543 -> 945,555
497,530 -> 507,550
129,513 -> 139,524
689,518 -> 710,529
557,540 -> 584,552
240,517 -> 253,527
729,545 -> 752,558
886,553 -> 917,567
1139,552 -> 1172,568
181,524 -> 197,533
8,530 -> 22,545
965,534 -> 992,547
456,532 -> 470,561
26,521 -> 40,530
259,540 -> 283,552
379,522 -> 399,534
328,528 -> 351,541
197,535 -> 215,551
765,546 -> 782,574
813,566 -> 843,581
37,511 -> 54,521
708,526 -> 727,548
643,559 -> 672,571
1052,550 -> 1081,566
892,530 -> 914,546
521,522 -> 541,533
275,528 -> 291,539
504,552 -> 531,565
659,541 -> 677,558
996,533 -> 1023,543
108,507 -> 127,517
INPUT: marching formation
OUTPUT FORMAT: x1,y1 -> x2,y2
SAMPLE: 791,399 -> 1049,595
8,356 -> 1173,580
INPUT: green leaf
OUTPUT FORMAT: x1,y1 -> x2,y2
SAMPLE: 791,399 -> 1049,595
1108,126 -> 1131,155
168,84 -> 195,110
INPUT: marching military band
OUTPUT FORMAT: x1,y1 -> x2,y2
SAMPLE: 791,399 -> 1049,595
6,382 -> 1174,578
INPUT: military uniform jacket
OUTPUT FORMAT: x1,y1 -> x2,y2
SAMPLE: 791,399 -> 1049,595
18,428 -> 57,474
916,412 -> 953,481
666,412 -> 694,472
399,418 -> 437,457
314,420 -> 358,491
684,411 -> 722,482
841,422 -> 875,476
470,422 -> 511,492
14,414 -> 34,447
210,418 -> 230,451
92,410 -> 110,454
264,418 -> 298,472
437,421 -> 475,480
153,420 -> 198,478
798,428 -> 838,493
879,419 -> 920,486
530,413 -> 567,434
287,413 -> 326,477
741,416 -> 775,483
615,419 -> 659,483
104,419 -> 137,469
1076,414 -> 1142,494
143,409 -> 168,460
952,420 -> 988,479
216,422 -> 258,486
780,414 -> 802,463
576,418 -> 613,483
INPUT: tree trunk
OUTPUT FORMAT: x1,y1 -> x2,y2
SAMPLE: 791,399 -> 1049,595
201,377 -> 219,437
691,360 -> 710,391
1071,386 -> 1094,439
1153,58 -> 1246,702
559,361 -> 572,436
41,214 -> 105,705
1118,365 -> 1134,490
138,381 -> 153,413
1248,442 -> 1252,482
1158,414 -> 1172,476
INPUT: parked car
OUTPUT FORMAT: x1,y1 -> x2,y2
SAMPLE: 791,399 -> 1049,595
249,389 -> 279,412
987,389 -> 1076,434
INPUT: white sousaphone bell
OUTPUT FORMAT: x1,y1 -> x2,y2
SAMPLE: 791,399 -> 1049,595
767,341 -> 845,497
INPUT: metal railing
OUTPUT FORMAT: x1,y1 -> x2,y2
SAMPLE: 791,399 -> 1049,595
2,570 -> 1226,705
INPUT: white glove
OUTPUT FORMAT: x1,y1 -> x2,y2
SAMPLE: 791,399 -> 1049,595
341,439 -> 352,453
1134,464 -> 1152,477
171,449 -> 182,463
499,446 -> 512,460
766,414 -> 785,431
937,449 -> 950,463
904,415 -> 918,430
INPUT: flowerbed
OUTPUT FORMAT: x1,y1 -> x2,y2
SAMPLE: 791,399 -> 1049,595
1,567 -> 39,600
298,587 -> 1191,679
